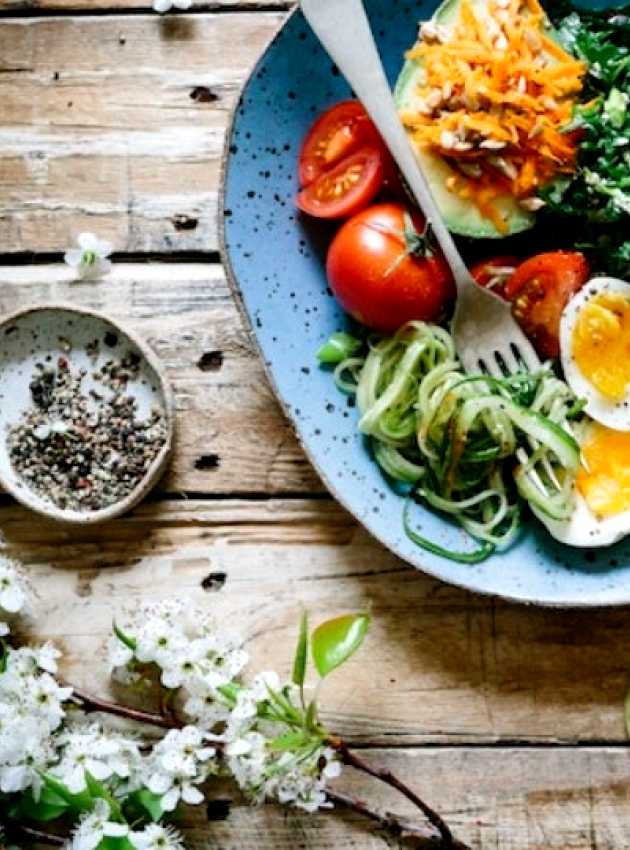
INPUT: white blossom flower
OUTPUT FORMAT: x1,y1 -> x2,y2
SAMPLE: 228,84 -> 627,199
0,559 -> 29,628
132,823 -> 186,850
108,601 -> 249,729
143,726 -> 216,812
52,722 -> 142,795
64,799 -> 129,850
153,0 -> 193,12
64,232 -> 113,280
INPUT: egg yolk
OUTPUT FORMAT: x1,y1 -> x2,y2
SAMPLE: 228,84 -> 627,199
572,292 -> 630,401
577,424 -> 630,517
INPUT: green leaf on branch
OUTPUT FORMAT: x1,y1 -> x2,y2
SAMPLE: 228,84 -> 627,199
97,837 -> 136,850
126,788 -> 164,823
113,621 -> 137,651
311,613 -> 370,679
217,681 -> 241,707
304,699 -> 320,733
292,610 -> 309,688
269,730 -> 308,752
8,786 -> 69,822
40,772 -> 93,815
0,640 -> 7,674
84,772 -> 124,822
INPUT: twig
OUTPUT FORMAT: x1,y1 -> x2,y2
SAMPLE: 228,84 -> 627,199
5,824 -> 64,847
329,739 -> 456,848
326,790 -> 472,849
68,685 -> 176,729
64,685 -> 464,848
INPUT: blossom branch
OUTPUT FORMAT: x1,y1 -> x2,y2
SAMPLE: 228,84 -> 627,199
6,824 -> 64,847
68,685 -> 176,729
326,790 -> 471,849
329,740 -> 457,848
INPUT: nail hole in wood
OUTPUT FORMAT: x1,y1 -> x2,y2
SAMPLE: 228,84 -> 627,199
201,572 -> 227,592
207,799 -> 231,821
190,86 -> 219,104
173,214 -> 198,231
197,351 -> 224,372
195,454 -> 220,471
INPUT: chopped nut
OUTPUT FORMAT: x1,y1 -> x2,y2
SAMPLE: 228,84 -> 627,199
420,21 -> 449,43
519,197 -> 547,212
440,130 -> 458,149
480,139 -> 507,150
494,34 -> 509,51
489,155 -> 518,180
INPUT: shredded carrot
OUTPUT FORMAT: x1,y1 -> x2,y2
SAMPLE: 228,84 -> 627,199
401,0 -> 586,229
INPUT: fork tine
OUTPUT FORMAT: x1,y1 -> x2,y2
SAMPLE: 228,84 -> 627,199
501,347 -> 521,375
513,338 -> 540,373
483,354 -> 504,379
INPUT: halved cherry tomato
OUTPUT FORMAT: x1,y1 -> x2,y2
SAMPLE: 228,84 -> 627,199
297,147 -> 384,220
505,251 -> 590,359
299,102 -> 375,187
299,100 -> 397,190
326,202 -> 455,333
471,256 -> 520,300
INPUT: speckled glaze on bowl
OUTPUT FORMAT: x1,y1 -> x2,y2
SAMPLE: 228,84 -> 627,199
221,0 -> 630,607
0,305 -> 174,525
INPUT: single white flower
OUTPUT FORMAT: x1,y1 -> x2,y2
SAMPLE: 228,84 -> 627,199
52,723 -> 141,794
132,823 -> 186,850
153,0 -> 193,13
147,769 -> 205,811
65,799 -> 128,850
143,726 -> 215,812
32,642 -> 62,675
64,232 -> 112,280
107,634 -> 135,671
0,560 -> 27,615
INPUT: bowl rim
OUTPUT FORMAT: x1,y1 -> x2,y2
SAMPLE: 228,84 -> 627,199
218,3 -> 630,609
0,302 -> 175,525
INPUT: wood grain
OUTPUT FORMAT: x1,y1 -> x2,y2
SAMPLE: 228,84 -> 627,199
0,0 -> 293,9
0,12 -> 285,254
0,262 -> 321,494
180,747 -> 630,850
8,497 -> 630,746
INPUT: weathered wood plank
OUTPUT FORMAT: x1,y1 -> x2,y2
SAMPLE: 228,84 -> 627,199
0,263 -> 321,493
175,747 -> 630,850
9,497 -> 630,745
24,745 -> 630,849
0,0 -> 293,9
0,12 -> 286,253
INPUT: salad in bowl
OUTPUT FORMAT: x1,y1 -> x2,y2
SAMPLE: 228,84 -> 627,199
296,0 -> 630,564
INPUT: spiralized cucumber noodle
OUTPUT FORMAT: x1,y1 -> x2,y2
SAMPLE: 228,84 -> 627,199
333,322 -> 585,564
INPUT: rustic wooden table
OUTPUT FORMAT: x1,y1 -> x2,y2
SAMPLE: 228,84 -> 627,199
1,2 -> 630,848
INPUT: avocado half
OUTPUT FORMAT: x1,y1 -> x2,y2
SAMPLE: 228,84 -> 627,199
393,0 -> 536,239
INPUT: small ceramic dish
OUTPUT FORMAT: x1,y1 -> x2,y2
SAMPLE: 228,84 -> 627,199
0,304 -> 174,524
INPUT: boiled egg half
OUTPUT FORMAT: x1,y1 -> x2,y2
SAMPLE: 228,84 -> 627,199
533,421 -> 630,547
530,278 -> 630,546
560,277 -> 630,431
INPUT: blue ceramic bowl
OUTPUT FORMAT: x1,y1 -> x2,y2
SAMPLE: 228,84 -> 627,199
221,0 -> 630,606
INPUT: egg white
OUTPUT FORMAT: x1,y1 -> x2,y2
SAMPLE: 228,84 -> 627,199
532,490 -> 630,548
560,277 -> 630,432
